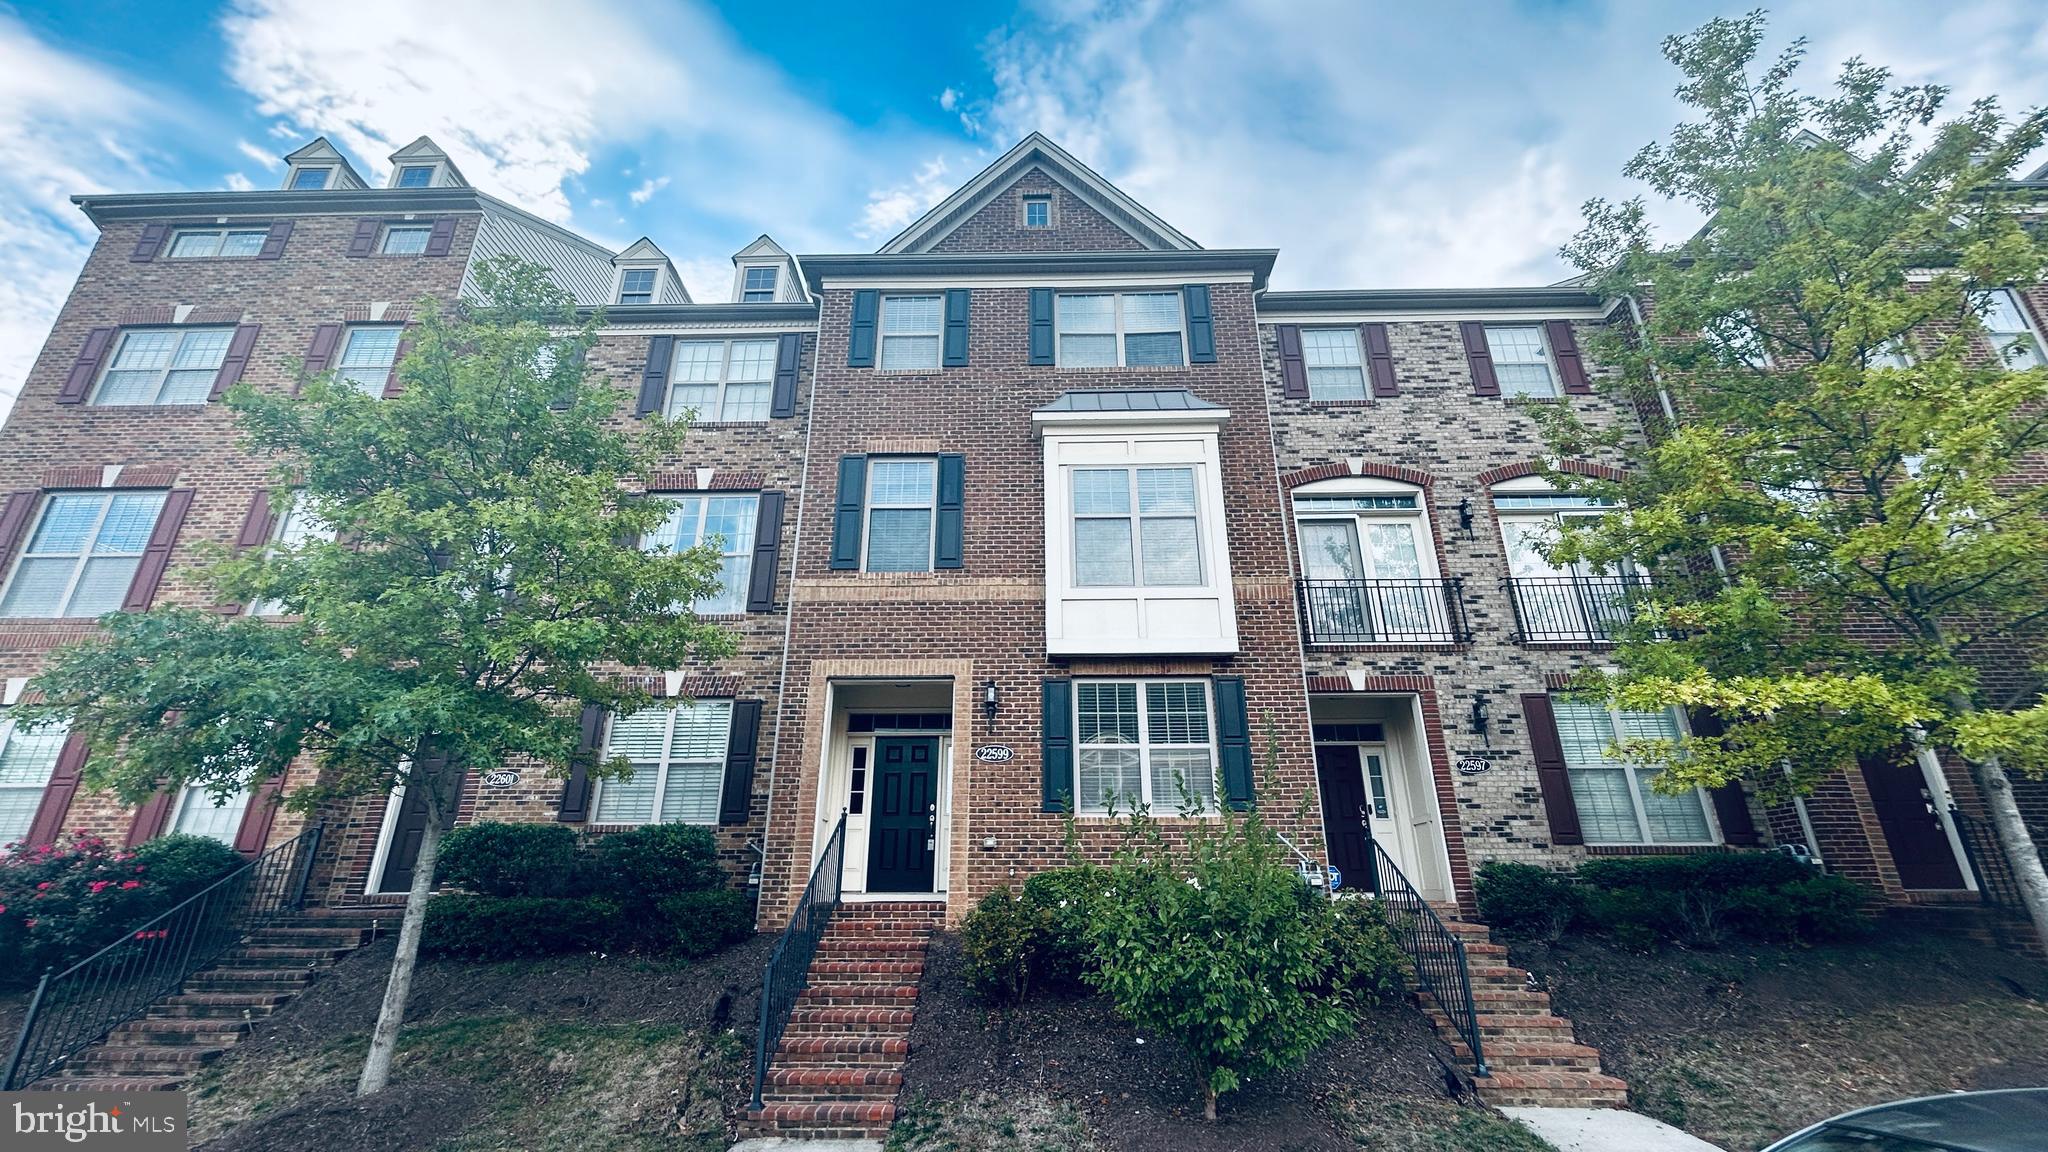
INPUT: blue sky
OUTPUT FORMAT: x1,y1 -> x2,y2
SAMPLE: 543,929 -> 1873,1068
3,0 -> 2047,416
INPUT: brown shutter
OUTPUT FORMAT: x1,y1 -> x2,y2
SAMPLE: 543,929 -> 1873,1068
1277,325 -> 1308,399
121,488 -> 195,612
0,490 -> 40,573
1361,322 -> 1398,397
556,706 -> 604,821
25,732 -> 90,847
235,490 -> 276,550
59,327 -> 118,404
257,220 -> 294,261
1462,322 -> 1499,396
209,324 -> 261,400
347,219 -> 382,258
382,332 -> 415,398
637,335 -> 674,417
1546,319 -> 1591,394
1687,709 -> 1759,845
232,776 -> 284,856
1521,693 -> 1582,845
131,222 -> 169,262
126,788 -> 175,847
301,323 -> 344,390
746,491 -> 785,612
423,217 -> 457,257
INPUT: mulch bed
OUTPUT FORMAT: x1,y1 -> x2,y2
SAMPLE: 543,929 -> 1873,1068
899,931 -> 1462,1152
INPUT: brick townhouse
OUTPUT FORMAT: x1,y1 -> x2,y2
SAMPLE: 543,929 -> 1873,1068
3,131 -> 2044,934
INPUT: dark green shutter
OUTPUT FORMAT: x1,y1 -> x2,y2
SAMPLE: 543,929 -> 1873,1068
1029,288 -> 1055,365
557,706 -> 604,821
770,333 -> 801,418
935,453 -> 964,569
719,699 -> 762,825
1183,284 -> 1215,363
1215,677 -> 1255,810
943,288 -> 970,367
637,335 -> 673,417
830,455 -> 866,570
746,491 -> 785,611
848,290 -> 879,367
1041,679 -> 1073,812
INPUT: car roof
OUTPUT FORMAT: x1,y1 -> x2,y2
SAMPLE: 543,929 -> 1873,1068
1822,1089 -> 2048,1151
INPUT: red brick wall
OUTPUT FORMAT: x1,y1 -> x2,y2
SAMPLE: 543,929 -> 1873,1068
927,167 -> 1150,254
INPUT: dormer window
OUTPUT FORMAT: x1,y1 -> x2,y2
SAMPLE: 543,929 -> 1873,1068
290,167 -> 331,191
741,267 -> 778,303
618,268 -> 657,305
1023,195 -> 1052,229
395,165 -> 436,189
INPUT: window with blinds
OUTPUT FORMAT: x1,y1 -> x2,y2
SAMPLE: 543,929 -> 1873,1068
593,700 -> 733,825
1552,698 -> 1714,845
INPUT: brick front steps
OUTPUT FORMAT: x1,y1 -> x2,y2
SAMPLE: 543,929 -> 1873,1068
743,901 -> 943,1140
1416,915 -> 1628,1109
31,909 -> 384,1092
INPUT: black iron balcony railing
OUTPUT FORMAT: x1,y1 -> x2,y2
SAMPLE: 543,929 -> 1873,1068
751,811 -> 847,1112
1504,575 -> 1659,645
1297,578 -> 1472,645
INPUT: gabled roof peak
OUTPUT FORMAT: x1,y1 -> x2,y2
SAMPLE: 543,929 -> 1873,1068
733,234 -> 789,261
878,134 -> 1199,254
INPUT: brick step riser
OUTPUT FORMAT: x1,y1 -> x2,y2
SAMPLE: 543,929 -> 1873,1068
1479,1090 -> 1630,1109
797,989 -> 920,1005
31,1078 -> 188,1093
104,1031 -> 244,1049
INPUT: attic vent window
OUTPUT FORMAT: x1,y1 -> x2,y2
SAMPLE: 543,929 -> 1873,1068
396,165 -> 435,188
290,167 -> 331,190
618,268 -> 657,305
741,266 -> 778,303
1023,196 -> 1052,229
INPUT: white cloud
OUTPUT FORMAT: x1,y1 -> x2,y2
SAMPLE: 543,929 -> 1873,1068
0,16 -> 170,422
629,175 -> 670,205
857,156 -> 952,241
236,138 -> 281,170
673,254 -> 736,304
938,87 -> 959,112
225,171 -> 256,191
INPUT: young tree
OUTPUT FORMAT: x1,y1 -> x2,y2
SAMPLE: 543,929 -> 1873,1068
23,256 -> 735,1094
1539,14 -> 2048,943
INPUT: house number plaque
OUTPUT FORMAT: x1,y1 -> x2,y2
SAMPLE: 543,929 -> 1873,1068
482,769 -> 520,788
974,745 -> 1015,763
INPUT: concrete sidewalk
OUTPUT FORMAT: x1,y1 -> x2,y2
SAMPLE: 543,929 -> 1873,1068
1504,1107 -> 1726,1152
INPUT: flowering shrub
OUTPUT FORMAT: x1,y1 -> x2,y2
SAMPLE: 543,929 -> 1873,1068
0,834 -> 242,986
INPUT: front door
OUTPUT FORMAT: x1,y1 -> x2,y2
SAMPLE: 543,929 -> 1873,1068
1860,754 -> 1965,890
375,782 -> 456,894
1315,744 -> 1375,892
866,736 -> 937,893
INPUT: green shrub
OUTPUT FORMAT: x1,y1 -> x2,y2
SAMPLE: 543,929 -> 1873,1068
421,894 -> 620,960
1577,852 -> 1870,946
1475,861 -> 1585,941
1324,898 -> 1407,1008
438,822 -> 583,898
962,886 -> 1037,1004
587,824 -> 723,901
1018,866 -> 1107,994
651,889 -> 755,957
129,834 -> 245,898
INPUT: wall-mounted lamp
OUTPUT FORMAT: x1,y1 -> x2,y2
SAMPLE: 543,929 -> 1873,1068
1469,693 -> 1491,746
983,678 -> 1001,723
1456,498 -> 1476,540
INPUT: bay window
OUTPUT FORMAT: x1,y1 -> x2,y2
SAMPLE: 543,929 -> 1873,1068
1072,466 -> 1201,587
1075,680 -> 1218,815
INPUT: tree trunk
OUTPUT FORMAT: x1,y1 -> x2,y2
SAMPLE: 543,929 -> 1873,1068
355,778 -> 447,1096
1203,1085 -> 1218,1123
1967,750 -> 2048,952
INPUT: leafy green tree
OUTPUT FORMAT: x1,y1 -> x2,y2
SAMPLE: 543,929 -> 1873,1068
23,256 -> 734,1093
1537,14 -> 2048,943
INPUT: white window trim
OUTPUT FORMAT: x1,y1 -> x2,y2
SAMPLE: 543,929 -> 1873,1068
392,164 -> 439,189
615,264 -> 664,305
1980,288 -> 2046,369
0,709 -> 69,850
380,224 -> 433,256
1070,464 -> 1204,588
166,228 -> 269,260
663,337 -> 777,423
1022,194 -> 1053,229
1073,677 -> 1220,817
249,492 -> 334,617
1484,324 -> 1561,397
643,491 -> 758,615
1301,327 -> 1369,402
861,456 -> 938,574
589,701 -> 733,827
288,167 -> 331,190
1565,701 -> 1722,847
168,781 -> 252,845
336,325 -> 404,395
877,294 -> 945,373
0,490 -> 166,619
1055,291 -> 1187,368
91,327 -> 233,406
1037,412 -> 1238,656
740,265 -> 781,303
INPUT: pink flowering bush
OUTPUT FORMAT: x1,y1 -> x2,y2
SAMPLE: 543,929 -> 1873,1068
0,833 -> 242,986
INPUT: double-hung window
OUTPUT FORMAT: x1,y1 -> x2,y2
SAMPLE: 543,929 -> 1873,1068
618,268 -> 656,305
380,225 -> 432,256
1074,680 -> 1217,815
250,494 -> 335,617
395,165 -> 435,188
167,229 -> 267,259
668,339 -> 774,422
879,295 -> 943,371
1303,329 -> 1367,401
593,700 -> 733,825
170,782 -> 252,844
336,327 -> 403,395
93,328 -> 232,406
741,266 -> 778,303
1483,326 -> 1558,397
1552,698 -> 1716,845
0,491 -> 166,619
1057,293 -> 1185,367
0,713 -> 69,848
1978,289 -> 2045,369
1072,466 -> 1200,586
644,493 -> 758,614
864,458 -> 937,573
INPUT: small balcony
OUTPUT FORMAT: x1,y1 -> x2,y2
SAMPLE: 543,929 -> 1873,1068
1504,575 -> 1659,645
1297,578 -> 1472,646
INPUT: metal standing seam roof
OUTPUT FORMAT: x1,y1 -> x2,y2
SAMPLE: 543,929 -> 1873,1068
1034,389 -> 1226,414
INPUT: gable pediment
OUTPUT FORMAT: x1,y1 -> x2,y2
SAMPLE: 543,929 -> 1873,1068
879,134 -> 1198,254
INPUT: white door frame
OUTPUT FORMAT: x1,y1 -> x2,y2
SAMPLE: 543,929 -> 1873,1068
364,781 -> 408,895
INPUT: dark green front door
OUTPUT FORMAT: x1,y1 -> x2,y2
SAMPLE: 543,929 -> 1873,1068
867,736 -> 937,892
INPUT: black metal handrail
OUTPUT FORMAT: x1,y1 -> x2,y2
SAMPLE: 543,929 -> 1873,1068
1369,841 -> 1486,1076
1504,574 -> 1659,644
1298,578 -> 1471,645
4,823 -> 323,1089
751,811 -> 847,1111
1950,806 -> 2036,909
